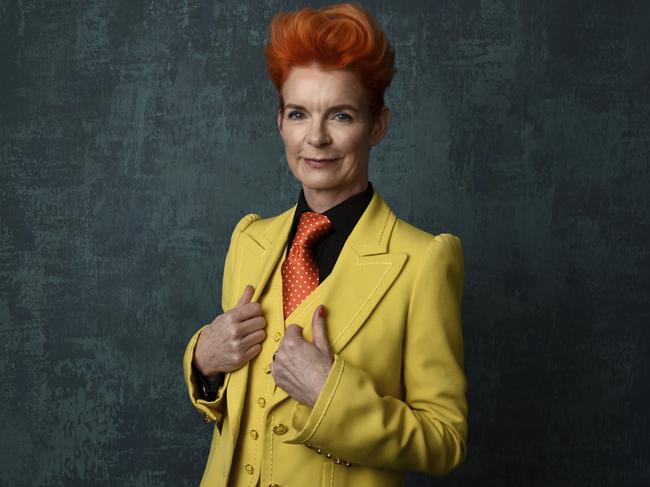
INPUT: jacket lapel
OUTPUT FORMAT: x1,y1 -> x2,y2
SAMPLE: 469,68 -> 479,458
225,203 -> 296,444
237,205 -> 296,306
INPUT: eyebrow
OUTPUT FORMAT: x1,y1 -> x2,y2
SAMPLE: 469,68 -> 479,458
284,103 -> 360,113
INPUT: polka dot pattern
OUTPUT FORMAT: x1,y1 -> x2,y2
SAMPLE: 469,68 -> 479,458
281,211 -> 333,319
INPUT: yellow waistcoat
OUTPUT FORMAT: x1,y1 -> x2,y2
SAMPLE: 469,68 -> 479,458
183,189 -> 468,487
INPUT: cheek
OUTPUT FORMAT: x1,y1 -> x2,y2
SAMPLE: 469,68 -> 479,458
282,129 -> 302,153
336,130 -> 367,154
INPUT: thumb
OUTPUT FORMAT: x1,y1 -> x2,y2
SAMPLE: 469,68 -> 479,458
312,305 -> 332,358
237,284 -> 255,307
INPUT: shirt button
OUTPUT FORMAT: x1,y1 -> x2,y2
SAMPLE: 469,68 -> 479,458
250,429 -> 259,440
257,397 -> 266,408
273,332 -> 282,342
273,424 -> 288,435
245,464 -> 254,475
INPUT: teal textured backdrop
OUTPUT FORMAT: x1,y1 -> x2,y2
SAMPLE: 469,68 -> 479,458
1,1 -> 649,485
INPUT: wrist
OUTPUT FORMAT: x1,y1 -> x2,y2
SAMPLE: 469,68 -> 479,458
192,362 -> 225,400
200,371 -> 225,401
205,371 -> 224,384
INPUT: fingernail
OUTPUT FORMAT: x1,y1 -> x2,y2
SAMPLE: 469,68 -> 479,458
319,305 -> 326,317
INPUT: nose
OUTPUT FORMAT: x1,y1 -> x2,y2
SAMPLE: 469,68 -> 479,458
306,119 -> 332,147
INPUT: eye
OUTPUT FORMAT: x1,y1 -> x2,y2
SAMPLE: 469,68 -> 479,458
287,111 -> 304,120
334,112 -> 353,121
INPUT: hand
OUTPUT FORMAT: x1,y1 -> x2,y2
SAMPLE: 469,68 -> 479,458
193,285 -> 266,380
271,305 -> 333,407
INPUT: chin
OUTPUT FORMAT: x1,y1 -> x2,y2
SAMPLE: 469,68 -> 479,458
300,181 -> 341,193
295,171 -> 342,191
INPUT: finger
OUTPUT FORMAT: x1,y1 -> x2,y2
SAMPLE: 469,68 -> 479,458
230,300 -> 263,322
312,305 -> 332,357
236,284 -> 255,307
242,343 -> 262,363
239,328 -> 266,351
237,315 -> 266,336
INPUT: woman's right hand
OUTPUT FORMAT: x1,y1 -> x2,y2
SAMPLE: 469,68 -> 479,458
193,284 -> 266,380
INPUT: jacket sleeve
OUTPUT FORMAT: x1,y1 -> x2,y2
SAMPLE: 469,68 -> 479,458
284,233 -> 468,476
182,213 -> 261,426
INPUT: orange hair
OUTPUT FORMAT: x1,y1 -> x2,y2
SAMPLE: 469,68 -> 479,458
264,2 -> 396,120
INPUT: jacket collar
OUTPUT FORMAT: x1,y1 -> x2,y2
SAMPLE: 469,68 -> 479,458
287,181 -> 375,256
250,184 -> 394,259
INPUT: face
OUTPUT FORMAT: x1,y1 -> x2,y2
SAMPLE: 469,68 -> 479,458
277,62 -> 391,208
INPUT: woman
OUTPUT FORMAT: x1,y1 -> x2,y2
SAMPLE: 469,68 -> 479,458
183,4 -> 467,486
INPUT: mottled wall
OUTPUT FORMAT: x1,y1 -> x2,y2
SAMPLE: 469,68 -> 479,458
1,0 -> 648,485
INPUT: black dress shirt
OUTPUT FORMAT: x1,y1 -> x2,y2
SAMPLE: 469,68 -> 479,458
286,180 -> 375,283
196,181 -> 374,399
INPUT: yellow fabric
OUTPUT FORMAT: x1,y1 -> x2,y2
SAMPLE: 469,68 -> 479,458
183,189 -> 468,487
229,239 -> 305,487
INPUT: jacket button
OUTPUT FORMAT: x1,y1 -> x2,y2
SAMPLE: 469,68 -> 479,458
268,484 -> 280,487
264,364 -> 272,374
273,424 -> 288,435
245,464 -> 254,475
273,331 -> 282,342
250,429 -> 259,440
257,397 -> 266,408
202,415 -> 212,422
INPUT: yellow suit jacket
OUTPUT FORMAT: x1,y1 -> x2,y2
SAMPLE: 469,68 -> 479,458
183,189 -> 468,486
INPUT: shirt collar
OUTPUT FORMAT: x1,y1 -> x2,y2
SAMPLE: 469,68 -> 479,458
289,180 -> 375,240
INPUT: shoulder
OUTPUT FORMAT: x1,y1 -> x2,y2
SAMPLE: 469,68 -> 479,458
233,213 -> 263,234
391,217 -> 463,262
229,205 -> 294,239
390,218 -> 464,297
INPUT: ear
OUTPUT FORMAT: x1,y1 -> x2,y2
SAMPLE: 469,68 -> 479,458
370,106 -> 391,147
277,108 -> 284,133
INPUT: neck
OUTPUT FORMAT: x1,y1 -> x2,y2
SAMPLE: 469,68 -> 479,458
303,180 -> 369,213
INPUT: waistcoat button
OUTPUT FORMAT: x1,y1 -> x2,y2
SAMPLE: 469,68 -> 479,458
250,429 -> 259,440
273,424 -> 288,435
245,464 -> 254,475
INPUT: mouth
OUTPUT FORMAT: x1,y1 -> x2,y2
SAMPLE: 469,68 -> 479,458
303,157 -> 340,167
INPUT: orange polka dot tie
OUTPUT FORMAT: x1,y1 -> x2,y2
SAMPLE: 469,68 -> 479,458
281,211 -> 333,319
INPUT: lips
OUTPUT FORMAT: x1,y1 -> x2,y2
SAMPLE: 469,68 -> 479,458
303,157 -> 340,166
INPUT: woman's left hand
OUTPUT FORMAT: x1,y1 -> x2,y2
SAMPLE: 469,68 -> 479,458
271,305 -> 333,407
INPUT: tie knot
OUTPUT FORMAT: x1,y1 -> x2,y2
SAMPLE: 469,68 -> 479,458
293,211 -> 333,250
